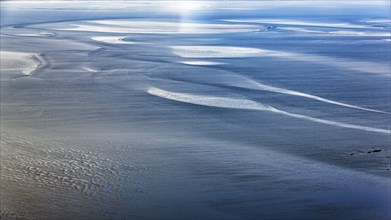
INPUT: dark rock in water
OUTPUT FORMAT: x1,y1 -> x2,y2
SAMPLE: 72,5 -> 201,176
367,149 -> 382,154
265,25 -> 276,32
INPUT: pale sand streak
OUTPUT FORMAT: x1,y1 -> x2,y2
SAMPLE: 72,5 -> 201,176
279,27 -> 390,37
163,72 -> 389,114
58,20 -> 262,34
222,19 -> 371,29
0,51 -> 45,75
147,87 -> 391,134
223,19 -> 390,37
327,30 -> 390,37
91,36 -> 135,44
215,74 -> 389,114
170,46 -> 389,114
170,46 -> 390,75
178,60 -> 224,66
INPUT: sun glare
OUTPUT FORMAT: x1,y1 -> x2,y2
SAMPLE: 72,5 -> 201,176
178,1 -> 202,11
163,1 -> 207,13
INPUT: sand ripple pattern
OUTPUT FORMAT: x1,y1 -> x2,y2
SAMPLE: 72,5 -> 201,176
0,134 -> 150,199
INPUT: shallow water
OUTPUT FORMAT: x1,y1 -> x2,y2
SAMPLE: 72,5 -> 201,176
1,1 -> 390,220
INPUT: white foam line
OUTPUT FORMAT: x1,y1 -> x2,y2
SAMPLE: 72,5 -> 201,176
82,67 -> 98,72
165,72 -> 388,114
247,80 -> 390,114
170,46 -> 389,113
273,109 -> 390,134
147,87 -> 391,134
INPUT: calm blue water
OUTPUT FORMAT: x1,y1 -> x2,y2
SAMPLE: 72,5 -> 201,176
1,1 -> 390,219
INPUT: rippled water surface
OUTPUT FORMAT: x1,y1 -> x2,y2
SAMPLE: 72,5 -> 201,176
1,1 -> 390,219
